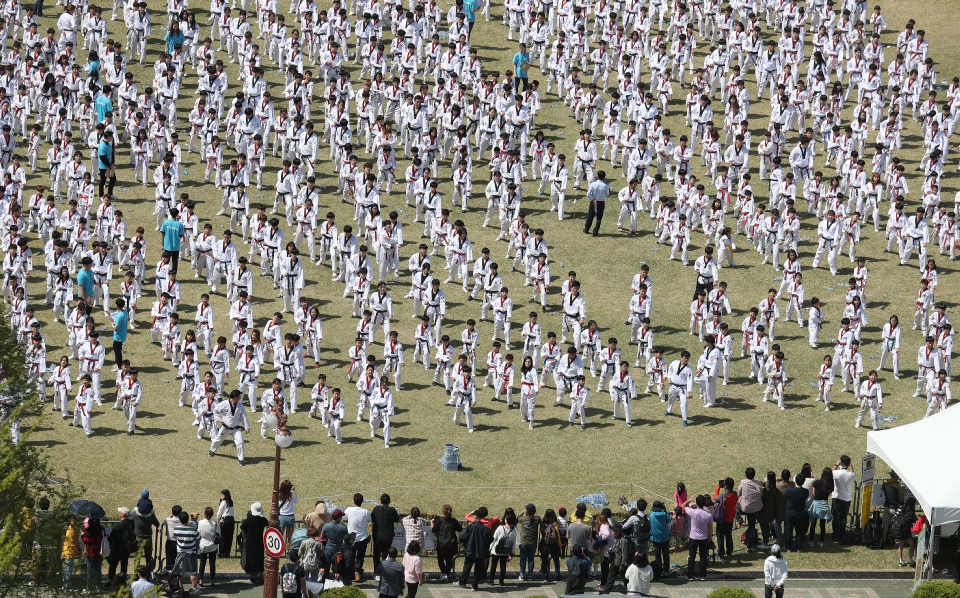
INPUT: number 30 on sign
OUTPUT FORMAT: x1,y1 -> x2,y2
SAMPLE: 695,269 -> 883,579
263,527 -> 285,558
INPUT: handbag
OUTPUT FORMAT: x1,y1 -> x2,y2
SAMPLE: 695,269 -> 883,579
213,533 -> 222,545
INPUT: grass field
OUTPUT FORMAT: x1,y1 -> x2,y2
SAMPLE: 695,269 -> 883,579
12,0 -> 960,571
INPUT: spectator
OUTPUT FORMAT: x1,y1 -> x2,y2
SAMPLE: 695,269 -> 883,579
714,478 -> 738,559
401,507 -> 428,552
240,503 -> 268,583
783,475 -> 809,552
539,509 -> 563,581
345,494 -> 372,581
131,565 -> 158,598
556,506 -> 569,556
648,500 -> 672,571
132,491 -> 160,570
81,517 -> 104,591
738,467 -> 764,551
683,495 -> 713,581
626,553 -> 654,596
197,507 -> 220,586
61,515 -> 81,588
759,472 -> 780,548
593,513 -> 612,583
304,500 -> 331,537
163,506 -> 183,569
173,511 -> 200,595
216,490 -> 235,559
831,456 -> 856,542
278,480 -> 299,545
808,467 -> 834,547
455,506 -> 493,591
599,522 -> 631,594
880,472 -> 904,539
890,497 -> 919,567
517,503 -> 541,580
371,494 -> 400,579
377,547 -> 404,598
107,507 -> 135,585
488,513 -> 518,585
402,541 -> 424,598
565,546 -> 590,595
320,509 -> 349,582
763,544 -> 788,598
566,505 -> 593,561
280,549 -> 308,598
622,499 -> 650,557
431,505 -> 462,581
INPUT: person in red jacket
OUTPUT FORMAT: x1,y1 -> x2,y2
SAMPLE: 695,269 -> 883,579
713,478 -> 739,559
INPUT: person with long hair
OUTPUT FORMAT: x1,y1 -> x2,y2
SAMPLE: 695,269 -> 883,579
807,467 -> 834,547
539,509 -> 562,581
217,490 -> 235,558
278,480 -> 299,544
198,506 -> 220,586
759,471 -> 780,548
592,513 -> 611,585
892,496 -> 919,567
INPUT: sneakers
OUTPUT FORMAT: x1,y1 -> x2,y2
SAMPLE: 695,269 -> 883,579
900,559 -> 907,567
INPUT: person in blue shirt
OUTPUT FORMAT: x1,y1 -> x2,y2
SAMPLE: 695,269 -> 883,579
95,86 -> 114,122
77,256 -> 96,315
164,20 -> 186,54
512,43 -> 531,91
112,298 -> 130,369
160,207 -> 186,273
97,129 -> 116,197
461,0 -> 477,32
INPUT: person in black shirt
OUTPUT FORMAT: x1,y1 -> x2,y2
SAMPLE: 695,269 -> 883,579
370,494 -> 400,580
782,475 -> 809,552
280,550 -> 307,598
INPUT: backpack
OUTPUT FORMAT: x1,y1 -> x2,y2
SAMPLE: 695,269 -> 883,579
301,543 -> 319,572
712,494 -> 727,524
888,510 -> 912,541
280,564 -> 299,594
633,515 -> 651,543
437,518 -> 458,549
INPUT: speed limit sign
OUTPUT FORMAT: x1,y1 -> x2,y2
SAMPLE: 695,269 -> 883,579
263,527 -> 285,558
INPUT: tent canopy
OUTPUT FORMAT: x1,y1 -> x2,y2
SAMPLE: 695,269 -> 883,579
866,407 -> 960,527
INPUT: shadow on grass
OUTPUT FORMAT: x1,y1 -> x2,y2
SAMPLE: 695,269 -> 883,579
395,437 -> 427,446
721,397 -> 757,411
24,439 -> 68,448
689,414 -> 732,426
135,427 -> 179,435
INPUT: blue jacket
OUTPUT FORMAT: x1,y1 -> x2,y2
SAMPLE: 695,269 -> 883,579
649,510 -> 672,544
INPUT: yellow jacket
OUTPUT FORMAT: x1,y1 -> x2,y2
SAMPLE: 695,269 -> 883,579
62,523 -> 80,559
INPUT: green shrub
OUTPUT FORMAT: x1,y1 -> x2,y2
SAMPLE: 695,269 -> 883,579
706,588 -> 756,598
320,586 -> 367,598
911,581 -> 960,598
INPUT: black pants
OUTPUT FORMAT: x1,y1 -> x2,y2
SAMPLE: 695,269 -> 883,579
107,552 -> 129,582
135,538 -> 154,571
584,201 -> 606,234
98,169 -> 116,197
540,544 -> 561,575
600,564 -> 625,593
653,540 -> 670,571
518,77 -> 530,92
488,554 -> 508,583
599,556 -> 609,585
371,537 -> 392,575
218,518 -> 234,557
165,537 -> 177,569
169,252 -> 180,274
687,538 -> 709,579
784,513 -> 805,551
436,545 -> 457,575
831,499 -> 851,541
745,512 -> 760,548
459,556 -> 487,589
113,340 -> 124,368
406,581 -> 420,598
716,521 -> 734,557
32,0 -> 43,15
199,552 -> 217,579
353,538 -> 369,574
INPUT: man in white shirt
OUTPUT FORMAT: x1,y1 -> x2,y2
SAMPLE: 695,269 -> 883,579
344,493 -> 373,579
830,455 -> 856,542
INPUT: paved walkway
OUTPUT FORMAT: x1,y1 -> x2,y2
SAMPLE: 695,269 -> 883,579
207,577 -> 916,598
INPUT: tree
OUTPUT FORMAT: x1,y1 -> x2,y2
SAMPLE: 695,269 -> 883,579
0,306 -> 84,593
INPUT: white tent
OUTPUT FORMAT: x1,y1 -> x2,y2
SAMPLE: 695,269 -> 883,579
866,406 -> 960,527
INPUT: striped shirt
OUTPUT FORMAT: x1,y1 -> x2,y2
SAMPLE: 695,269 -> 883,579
174,523 -> 200,554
